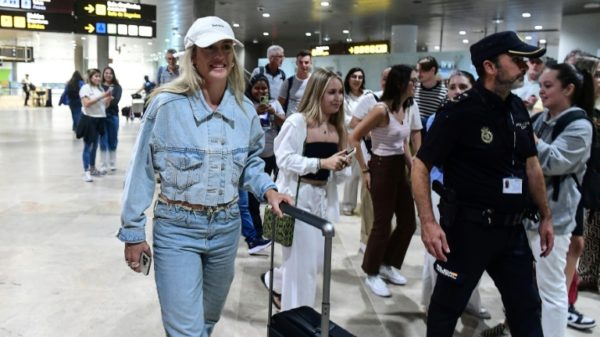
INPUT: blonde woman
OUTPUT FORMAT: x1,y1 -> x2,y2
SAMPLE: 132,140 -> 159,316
118,16 -> 290,336
262,68 -> 351,310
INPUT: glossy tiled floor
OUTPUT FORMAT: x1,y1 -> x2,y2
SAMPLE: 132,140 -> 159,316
0,95 -> 598,337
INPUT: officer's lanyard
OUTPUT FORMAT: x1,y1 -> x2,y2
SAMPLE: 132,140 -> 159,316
507,111 -> 517,168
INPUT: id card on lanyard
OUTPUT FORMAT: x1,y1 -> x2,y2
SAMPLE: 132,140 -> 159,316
503,111 -> 523,195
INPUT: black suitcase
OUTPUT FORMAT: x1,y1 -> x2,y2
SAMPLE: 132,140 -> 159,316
267,203 -> 356,337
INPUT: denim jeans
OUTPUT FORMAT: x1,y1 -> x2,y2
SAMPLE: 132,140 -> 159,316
99,114 -> 119,151
238,189 -> 257,242
69,101 -> 82,132
153,201 -> 241,337
82,138 -> 98,171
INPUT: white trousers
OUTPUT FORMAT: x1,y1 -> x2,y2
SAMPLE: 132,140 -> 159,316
341,158 -> 360,212
271,184 -> 327,311
527,230 -> 571,337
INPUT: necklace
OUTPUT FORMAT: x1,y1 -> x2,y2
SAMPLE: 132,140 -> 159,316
320,122 -> 328,134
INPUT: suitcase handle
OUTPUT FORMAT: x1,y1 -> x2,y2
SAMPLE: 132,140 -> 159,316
268,202 -> 335,337
280,203 -> 335,238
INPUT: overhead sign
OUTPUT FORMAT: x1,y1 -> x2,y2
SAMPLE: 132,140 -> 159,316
347,42 -> 389,55
0,0 -> 76,13
74,19 -> 155,38
75,1 -> 156,22
74,1 -> 156,38
311,40 -> 390,56
0,9 -> 73,32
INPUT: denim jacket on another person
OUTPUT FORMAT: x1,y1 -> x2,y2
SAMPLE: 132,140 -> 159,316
118,88 -> 277,243
525,107 -> 593,235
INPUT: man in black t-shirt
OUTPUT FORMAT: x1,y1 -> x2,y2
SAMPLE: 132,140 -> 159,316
412,31 -> 554,337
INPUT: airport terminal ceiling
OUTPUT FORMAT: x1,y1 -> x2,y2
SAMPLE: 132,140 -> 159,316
0,0 -> 598,58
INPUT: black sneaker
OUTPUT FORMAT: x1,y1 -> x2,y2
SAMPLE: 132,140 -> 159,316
568,305 -> 596,330
260,272 -> 281,310
480,322 -> 510,337
248,238 -> 272,255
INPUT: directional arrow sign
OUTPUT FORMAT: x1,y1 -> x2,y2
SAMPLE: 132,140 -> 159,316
84,23 -> 94,33
84,4 -> 94,14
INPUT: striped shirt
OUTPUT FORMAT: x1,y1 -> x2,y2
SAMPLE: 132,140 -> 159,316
415,81 -> 447,119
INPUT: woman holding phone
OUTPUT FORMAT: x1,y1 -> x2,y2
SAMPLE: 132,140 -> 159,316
245,74 -> 286,250
77,68 -> 112,182
118,16 -> 290,336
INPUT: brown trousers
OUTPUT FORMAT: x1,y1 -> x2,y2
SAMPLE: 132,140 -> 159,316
361,154 -> 416,275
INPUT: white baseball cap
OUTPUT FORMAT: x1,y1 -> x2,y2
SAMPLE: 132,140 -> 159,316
184,16 -> 243,49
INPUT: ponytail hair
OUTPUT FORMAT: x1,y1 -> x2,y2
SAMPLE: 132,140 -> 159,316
547,63 -> 595,118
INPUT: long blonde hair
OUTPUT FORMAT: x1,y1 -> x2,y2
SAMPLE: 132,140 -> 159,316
147,45 -> 245,107
297,68 -> 347,150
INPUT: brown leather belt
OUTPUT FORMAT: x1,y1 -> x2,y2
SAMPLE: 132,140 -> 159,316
157,194 -> 239,214
300,177 -> 327,187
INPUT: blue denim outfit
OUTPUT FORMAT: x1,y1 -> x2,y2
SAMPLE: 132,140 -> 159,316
68,100 -> 82,132
118,89 -> 276,337
82,138 -> 98,170
100,84 -> 122,152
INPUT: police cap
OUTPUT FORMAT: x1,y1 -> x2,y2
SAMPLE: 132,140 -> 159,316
470,31 -> 546,66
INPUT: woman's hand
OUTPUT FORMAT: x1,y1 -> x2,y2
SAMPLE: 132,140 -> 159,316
124,241 -> 152,273
320,150 -> 351,171
362,171 -> 371,191
257,103 -> 271,114
264,189 -> 294,217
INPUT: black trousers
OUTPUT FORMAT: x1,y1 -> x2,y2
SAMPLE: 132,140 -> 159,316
248,155 -> 277,237
427,217 -> 542,337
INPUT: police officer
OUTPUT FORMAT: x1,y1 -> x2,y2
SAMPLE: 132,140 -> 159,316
411,31 -> 555,337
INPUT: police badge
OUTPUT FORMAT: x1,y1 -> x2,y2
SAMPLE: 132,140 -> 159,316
481,127 -> 493,144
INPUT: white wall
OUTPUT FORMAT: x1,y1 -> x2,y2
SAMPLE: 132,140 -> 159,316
559,13 -> 600,61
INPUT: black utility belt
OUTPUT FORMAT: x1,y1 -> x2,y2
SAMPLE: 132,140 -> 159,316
458,206 -> 525,227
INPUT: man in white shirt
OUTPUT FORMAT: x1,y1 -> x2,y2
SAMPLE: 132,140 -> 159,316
512,57 -> 545,114
251,45 -> 286,99
278,50 -> 312,115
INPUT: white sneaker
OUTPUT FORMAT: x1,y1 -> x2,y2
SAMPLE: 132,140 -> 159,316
379,265 -> 407,285
365,275 -> 391,297
83,171 -> 93,182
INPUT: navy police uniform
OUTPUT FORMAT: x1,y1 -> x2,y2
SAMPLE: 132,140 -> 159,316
416,31 -> 547,337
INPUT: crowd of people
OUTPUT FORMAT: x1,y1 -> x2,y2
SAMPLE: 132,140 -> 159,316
50,14 -> 600,337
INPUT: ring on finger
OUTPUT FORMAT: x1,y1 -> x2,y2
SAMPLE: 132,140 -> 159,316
130,262 -> 140,268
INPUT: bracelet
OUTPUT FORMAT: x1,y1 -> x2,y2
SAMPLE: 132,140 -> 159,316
362,168 -> 370,173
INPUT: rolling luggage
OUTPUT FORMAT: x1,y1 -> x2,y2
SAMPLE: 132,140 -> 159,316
267,203 -> 356,337
131,93 -> 144,118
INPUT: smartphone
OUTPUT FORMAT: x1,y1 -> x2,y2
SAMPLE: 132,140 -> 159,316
345,147 -> 356,157
140,251 -> 152,276
260,95 -> 269,105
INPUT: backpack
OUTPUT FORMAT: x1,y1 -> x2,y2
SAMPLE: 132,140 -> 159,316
282,76 -> 294,113
531,109 -> 600,208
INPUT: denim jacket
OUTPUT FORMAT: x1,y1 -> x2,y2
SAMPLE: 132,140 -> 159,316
118,88 -> 277,243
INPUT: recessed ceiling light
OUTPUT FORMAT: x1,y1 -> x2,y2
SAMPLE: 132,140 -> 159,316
165,38 -> 169,42
252,39 -> 259,44
321,1 -> 330,6
80,37 -> 86,40
434,46 -> 440,50
493,18 -> 504,24
525,36 -> 532,40
584,2 -> 600,9
522,12 -> 531,18
262,13 -> 270,18
263,32 -> 269,36
232,23 -> 240,28
147,42 -> 152,45
342,29 -> 350,34
540,39 -> 547,44
459,30 -> 466,35
305,32 -> 312,37
534,25 -> 543,30
346,37 -> 352,42
324,36 -> 330,41
462,39 -> 469,44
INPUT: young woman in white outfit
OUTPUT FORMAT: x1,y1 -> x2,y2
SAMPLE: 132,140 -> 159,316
263,68 -> 352,310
